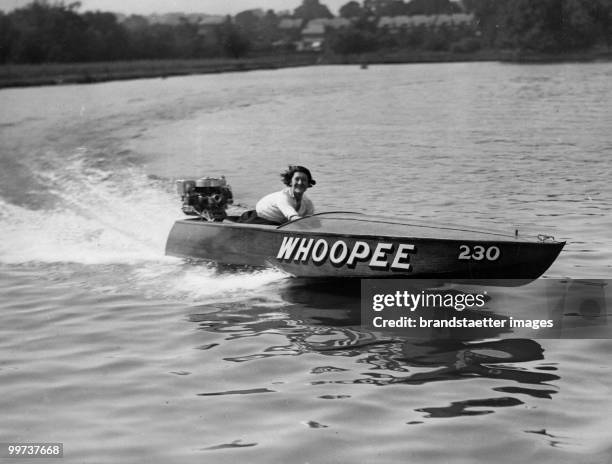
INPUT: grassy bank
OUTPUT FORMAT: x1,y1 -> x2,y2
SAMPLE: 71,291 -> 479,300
0,54 -> 319,89
1,48 -> 610,89
324,49 -> 507,65
325,47 -> 612,65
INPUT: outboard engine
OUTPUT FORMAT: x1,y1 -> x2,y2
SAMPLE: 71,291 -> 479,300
176,176 -> 233,221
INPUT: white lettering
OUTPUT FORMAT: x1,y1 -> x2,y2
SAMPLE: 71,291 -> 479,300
390,244 -> 414,271
311,239 -> 329,263
369,243 -> 393,268
278,237 -> 417,272
372,294 -> 384,311
346,241 -> 371,266
294,238 -> 314,262
276,236 -> 300,260
330,240 -> 349,265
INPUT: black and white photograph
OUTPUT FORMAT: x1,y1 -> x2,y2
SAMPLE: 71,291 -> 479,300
1,0 -> 611,462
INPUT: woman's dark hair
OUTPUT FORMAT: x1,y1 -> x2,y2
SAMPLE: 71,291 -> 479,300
281,165 -> 316,187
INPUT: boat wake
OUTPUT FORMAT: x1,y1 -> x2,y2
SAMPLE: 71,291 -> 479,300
0,147 -> 287,303
0,150 -> 176,265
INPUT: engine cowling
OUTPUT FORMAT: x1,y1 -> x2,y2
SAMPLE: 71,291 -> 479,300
176,176 -> 233,221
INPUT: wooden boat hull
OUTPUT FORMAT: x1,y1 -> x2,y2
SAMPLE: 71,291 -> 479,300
165,213 -> 565,282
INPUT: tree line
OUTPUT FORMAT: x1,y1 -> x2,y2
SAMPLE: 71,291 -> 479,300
0,0 -> 611,64
464,0 -> 612,53
331,0 -> 612,54
0,2 -> 255,63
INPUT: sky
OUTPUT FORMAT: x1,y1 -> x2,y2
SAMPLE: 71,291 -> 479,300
0,0 -> 350,16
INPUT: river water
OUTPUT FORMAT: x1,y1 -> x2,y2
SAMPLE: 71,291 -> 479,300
1,62 -> 611,463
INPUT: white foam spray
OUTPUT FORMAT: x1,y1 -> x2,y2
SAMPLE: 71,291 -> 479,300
0,149 -> 287,303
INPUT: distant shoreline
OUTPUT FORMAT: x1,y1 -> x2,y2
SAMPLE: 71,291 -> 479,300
0,55 -> 319,89
1,50 -> 610,89
333,48 -> 612,65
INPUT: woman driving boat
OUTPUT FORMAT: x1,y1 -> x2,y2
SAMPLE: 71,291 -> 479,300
240,165 -> 316,225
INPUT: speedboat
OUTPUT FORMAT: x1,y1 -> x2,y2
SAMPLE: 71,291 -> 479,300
165,177 -> 565,282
